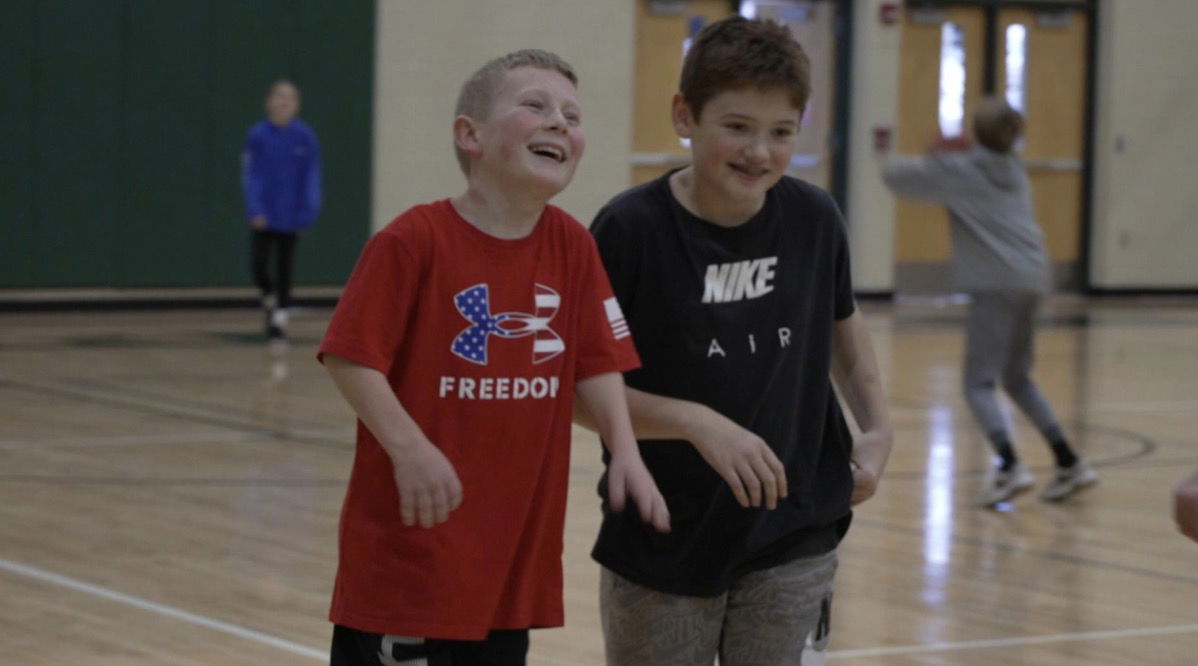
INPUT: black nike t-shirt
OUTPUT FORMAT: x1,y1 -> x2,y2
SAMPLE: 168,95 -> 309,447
590,171 -> 857,596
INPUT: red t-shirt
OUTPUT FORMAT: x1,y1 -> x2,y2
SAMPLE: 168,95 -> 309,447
318,200 -> 639,639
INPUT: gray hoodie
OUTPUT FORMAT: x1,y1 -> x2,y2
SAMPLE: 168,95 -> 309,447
882,146 -> 1050,294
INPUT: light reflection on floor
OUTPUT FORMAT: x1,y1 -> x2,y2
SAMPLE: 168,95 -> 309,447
922,404 -> 955,606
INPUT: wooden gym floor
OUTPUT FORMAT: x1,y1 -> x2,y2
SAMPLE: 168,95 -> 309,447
1,296 -> 1196,665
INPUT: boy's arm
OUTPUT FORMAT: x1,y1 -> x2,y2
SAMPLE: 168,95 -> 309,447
880,153 -> 955,204
830,309 -> 894,505
575,372 -> 670,533
1175,468 -> 1198,543
323,354 -> 462,528
574,385 -> 787,510
303,130 -> 322,224
241,133 -> 267,228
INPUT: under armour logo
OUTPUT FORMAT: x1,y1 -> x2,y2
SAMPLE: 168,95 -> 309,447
451,283 -> 564,365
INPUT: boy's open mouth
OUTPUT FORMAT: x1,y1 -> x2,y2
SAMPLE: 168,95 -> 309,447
529,144 -> 566,162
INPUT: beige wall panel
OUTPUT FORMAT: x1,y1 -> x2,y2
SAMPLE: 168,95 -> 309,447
845,0 -> 903,292
632,165 -> 672,187
1090,0 -> 1198,288
373,0 -> 635,231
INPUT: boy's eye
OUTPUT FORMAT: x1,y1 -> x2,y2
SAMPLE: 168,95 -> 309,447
523,100 -> 544,110
773,128 -> 796,139
725,123 -> 748,132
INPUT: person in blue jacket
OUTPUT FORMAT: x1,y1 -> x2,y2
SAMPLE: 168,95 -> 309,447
242,79 -> 322,341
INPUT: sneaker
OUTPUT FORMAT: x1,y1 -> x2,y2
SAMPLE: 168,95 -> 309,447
1039,460 -> 1098,502
978,462 -> 1034,507
267,308 -> 289,342
259,294 -> 281,336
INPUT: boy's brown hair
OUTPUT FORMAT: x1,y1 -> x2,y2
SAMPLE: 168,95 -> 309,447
972,96 -> 1024,153
452,49 -> 578,175
679,16 -> 811,121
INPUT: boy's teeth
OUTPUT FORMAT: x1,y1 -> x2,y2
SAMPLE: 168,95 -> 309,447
531,145 -> 563,161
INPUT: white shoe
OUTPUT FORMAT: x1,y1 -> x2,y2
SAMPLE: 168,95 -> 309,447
1039,460 -> 1098,501
267,308 -> 288,342
978,462 -> 1034,507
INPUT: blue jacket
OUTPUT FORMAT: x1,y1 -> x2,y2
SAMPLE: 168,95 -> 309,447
242,119 -> 322,232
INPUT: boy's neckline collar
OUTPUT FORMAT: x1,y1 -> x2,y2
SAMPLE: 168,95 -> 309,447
666,167 -> 770,230
445,197 -> 547,244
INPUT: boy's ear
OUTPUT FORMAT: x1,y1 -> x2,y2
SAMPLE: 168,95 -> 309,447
453,115 -> 483,159
671,93 -> 695,139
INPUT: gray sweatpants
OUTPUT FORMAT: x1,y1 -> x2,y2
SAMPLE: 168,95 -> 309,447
599,550 -> 837,666
963,291 -> 1061,439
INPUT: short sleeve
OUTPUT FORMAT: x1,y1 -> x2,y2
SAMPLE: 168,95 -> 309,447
589,203 -> 640,313
318,228 -> 421,374
572,230 -> 640,381
827,196 -> 857,322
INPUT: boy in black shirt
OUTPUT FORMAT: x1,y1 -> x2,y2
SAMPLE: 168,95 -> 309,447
577,16 -> 893,665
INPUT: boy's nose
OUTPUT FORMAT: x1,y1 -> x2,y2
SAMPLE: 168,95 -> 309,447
543,108 -> 568,132
744,135 -> 770,161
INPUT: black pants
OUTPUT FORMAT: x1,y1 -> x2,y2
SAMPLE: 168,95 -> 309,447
331,625 -> 529,666
250,229 -> 297,308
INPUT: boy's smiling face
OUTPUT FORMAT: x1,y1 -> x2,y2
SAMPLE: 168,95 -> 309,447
674,86 -> 801,210
464,66 -> 586,199
266,82 -> 300,127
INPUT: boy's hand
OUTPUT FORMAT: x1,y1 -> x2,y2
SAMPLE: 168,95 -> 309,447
251,215 -> 268,230
607,452 -> 671,533
390,439 -> 463,528
849,461 -> 879,505
929,134 -> 972,153
1175,468 -> 1198,543
849,430 -> 889,505
688,416 -> 787,510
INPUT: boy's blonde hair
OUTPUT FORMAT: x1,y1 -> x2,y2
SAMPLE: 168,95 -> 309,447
680,16 -> 811,121
453,49 -> 578,175
972,96 -> 1024,153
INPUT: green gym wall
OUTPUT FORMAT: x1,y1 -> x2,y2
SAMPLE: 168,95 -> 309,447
0,0 -> 375,289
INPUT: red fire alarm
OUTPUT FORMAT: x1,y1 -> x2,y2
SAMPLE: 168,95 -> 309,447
872,126 -> 893,153
880,2 -> 900,25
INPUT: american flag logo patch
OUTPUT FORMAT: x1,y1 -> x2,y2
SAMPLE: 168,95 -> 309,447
451,283 -> 564,365
604,297 -> 630,340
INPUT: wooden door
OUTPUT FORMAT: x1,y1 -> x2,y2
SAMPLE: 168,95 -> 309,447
893,6 -> 986,291
893,4 -> 1089,293
999,6 -> 1088,286
631,0 -> 735,186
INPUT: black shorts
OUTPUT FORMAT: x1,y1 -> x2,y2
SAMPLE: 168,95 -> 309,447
330,624 -> 530,666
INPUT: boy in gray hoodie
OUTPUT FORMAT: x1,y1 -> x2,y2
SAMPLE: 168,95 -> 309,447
882,96 -> 1096,507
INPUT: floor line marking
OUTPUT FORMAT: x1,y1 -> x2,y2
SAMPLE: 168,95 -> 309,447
0,428 -> 352,449
0,557 -> 325,660
827,623 -> 1198,659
